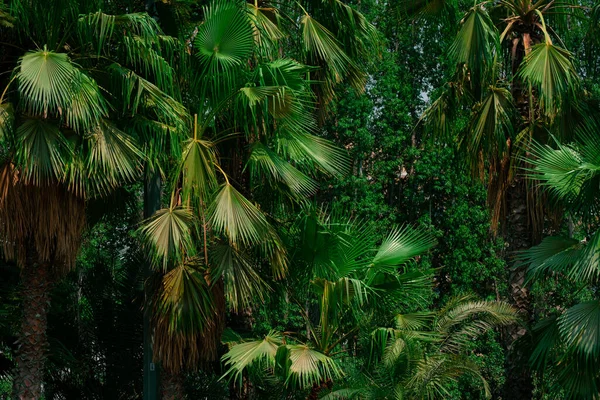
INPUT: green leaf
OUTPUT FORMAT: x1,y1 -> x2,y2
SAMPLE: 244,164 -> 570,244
558,300 -> 600,358
210,245 -> 270,313
154,259 -> 214,336
518,43 -> 578,118
17,49 -> 107,132
222,331 -> 283,385
449,6 -> 498,84
248,143 -> 318,197
85,121 -> 143,197
15,119 -> 72,184
209,183 -> 274,246
286,345 -> 343,389
139,207 -> 196,270
194,0 -> 254,82
300,13 -> 364,92
372,225 -> 436,269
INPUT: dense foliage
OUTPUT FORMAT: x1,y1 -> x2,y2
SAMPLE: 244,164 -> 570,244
0,0 -> 599,399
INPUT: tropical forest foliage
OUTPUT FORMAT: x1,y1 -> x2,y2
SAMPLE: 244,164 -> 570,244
0,0 -> 599,399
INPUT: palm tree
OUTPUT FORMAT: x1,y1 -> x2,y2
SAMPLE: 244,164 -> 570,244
520,125 -> 600,398
220,207 -> 436,399
137,1 -> 380,397
401,0 -> 588,395
366,295 -> 516,399
0,2 -> 185,397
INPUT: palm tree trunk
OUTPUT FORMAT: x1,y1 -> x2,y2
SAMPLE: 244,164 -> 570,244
503,182 -> 534,399
12,245 -> 52,400
161,370 -> 184,400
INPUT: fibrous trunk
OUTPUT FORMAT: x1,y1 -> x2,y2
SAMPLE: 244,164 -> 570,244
12,246 -> 52,400
161,369 -> 185,400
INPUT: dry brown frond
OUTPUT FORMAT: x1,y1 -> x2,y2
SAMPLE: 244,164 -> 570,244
0,163 -> 85,272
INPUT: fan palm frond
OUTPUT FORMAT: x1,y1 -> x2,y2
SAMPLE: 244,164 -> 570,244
518,42 -> 578,118
139,207 -> 196,271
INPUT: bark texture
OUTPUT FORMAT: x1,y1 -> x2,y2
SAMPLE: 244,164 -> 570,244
13,247 -> 52,400
161,370 -> 185,400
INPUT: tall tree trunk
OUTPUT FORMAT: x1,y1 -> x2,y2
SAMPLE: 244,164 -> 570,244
503,182 -> 534,399
12,246 -> 52,400
161,370 -> 184,400
144,169 -> 162,400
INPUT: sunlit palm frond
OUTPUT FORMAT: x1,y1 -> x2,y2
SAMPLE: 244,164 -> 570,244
222,331 -> 283,385
209,183 -> 274,246
286,345 -> 343,390
85,121 -> 143,197
372,225 -> 436,270
17,49 -> 108,133
180,135 -> 218,204
139,206 -> 196,271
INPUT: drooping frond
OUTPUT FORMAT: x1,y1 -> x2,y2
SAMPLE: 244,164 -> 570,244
85,121 -> 143,197
465,86 -> 513,171
300,13 -> 365,94
153,259 -> 216,373
248,142 -> 318,197
139,207 -> 196,271
210,244 -> 270,313
209,183 -> 275,247
14,119 -> 71,184
449,6 -> 498,86
221,331 -> 282,385
286,345 -> 343,390
518,42 -> 578,118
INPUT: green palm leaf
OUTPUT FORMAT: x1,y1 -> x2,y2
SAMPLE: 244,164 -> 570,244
180,136 -> 218,203
17,49 -> 107,132
222,331 -> 283,384
277,130 -> 350,177
300,13 -> 364,91
286,345 -> 343,390
209,183 -> 274,246
466,86 -> 513,162
518,42 -> 578,118
449,6 -> 498,85
194,0 -> 254,83
372,225 -> 436,269
558,300 -> 600,358
210,245 -> 270,313
248,143 -> 318,197
85,121 -> 143,196
154,259 -> 214,335
139,207 -> 196,270
14,119 -> 72,184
